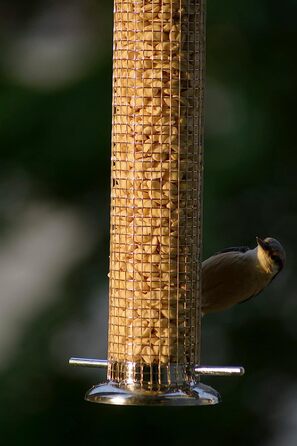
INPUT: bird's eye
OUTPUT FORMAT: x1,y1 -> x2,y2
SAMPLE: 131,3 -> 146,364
271,254 -> 279,261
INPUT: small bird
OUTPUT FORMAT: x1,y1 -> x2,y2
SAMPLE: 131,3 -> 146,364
201,237 -> 286,315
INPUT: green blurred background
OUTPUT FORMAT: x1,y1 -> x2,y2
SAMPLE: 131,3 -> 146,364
0,0 -> 296,445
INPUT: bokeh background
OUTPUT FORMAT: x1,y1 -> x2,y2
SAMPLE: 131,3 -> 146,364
0,0 -> 296,445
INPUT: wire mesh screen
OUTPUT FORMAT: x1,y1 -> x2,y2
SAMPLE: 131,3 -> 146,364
108,0 -> 205,381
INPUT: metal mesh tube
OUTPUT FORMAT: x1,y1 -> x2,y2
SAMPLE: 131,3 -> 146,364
108,0 -> 205,385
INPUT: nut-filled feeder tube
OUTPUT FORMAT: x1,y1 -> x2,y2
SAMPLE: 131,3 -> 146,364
85,0 -> 219,405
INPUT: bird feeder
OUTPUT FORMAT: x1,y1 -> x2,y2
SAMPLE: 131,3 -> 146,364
69,0 -> 244,405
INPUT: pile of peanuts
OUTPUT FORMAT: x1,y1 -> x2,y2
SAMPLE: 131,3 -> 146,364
108,0 -> 203,365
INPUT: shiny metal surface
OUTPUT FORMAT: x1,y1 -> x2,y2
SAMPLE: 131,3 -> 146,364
85,381 -> 220,406
69,357 -> 244,405
194,366 -> 245,376
69,357 -> 108,368
69,357 -> 245,376
108,362 -> 195,390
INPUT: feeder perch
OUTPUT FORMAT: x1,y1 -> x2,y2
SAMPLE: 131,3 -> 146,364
69,0 -> 245,406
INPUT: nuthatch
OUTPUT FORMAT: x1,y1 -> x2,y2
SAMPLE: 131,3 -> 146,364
201,237 -> 286,315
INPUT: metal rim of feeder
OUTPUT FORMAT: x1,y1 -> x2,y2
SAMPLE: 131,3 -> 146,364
69,0 -> 245,406
69,358 -> 244,405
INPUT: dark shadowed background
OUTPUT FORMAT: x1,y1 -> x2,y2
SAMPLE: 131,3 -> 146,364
0,1 -> 296,445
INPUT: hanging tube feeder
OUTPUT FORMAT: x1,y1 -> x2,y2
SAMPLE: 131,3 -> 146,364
69,0 -> 244,406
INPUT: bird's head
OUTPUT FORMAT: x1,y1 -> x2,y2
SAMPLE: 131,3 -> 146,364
256,236 -> 286,274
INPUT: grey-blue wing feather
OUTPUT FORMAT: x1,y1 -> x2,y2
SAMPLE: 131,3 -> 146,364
215,246 -> 250,255
239,267 -> 279,305
239,291 -> 260,304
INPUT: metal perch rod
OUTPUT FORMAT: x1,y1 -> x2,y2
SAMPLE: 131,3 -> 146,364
69,357 -> 245,376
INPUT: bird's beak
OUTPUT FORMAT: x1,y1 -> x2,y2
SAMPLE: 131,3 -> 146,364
256,237 -> 268,250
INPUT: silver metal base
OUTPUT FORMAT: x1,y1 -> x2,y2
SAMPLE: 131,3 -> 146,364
85,381 -> 220,406
69,357 -> 244,406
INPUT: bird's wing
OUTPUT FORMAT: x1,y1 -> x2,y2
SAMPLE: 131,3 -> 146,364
239,289 -> 261,304
201,251 -> 264,313
215,246 -> 250,255
239,271 -> 277,304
